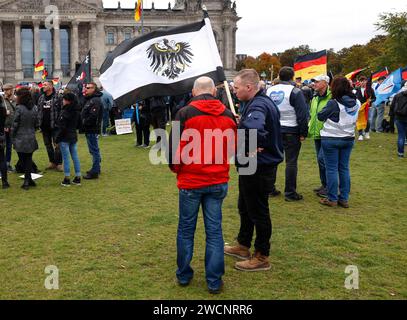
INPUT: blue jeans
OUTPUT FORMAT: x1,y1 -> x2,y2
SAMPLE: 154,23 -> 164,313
85,134 -> 101,174
395,120 -> 407,155
369,103 -> 385,132
102,108 -> 110,135
60,142 -> 81,177
5,131 -> 12,163
314,139 -> 326,188
321,139 -> 354,202
177,183 -> 228,291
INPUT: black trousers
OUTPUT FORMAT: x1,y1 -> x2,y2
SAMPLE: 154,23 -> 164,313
17,152 -> 33,180
237,166 -> 274,257
151,111 -> 167,143
0,144 -> 7,182
42,128 -> 62,165
135,119 -> 151,146
281,133 -> 302,197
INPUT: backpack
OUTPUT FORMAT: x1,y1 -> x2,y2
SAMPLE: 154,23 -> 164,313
395,93 -> 407,117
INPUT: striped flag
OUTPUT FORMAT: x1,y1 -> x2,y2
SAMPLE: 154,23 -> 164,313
99,17 -> 225,110
345,68 -> 365,80
34,59 -> 44,72
135,0 -> 142,22
372,68 -> 389,82
41,69 -> 48,80
294,50 -> 327,81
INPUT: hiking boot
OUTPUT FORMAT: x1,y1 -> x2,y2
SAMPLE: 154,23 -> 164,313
235,252 -> 271,272
84,172 -> 99,180
72,177 -> 81,185
46,163 -> 57,170
285,193 -> 304,202
224,244 -> 251,260
55,165 -> 64,172
61,178 -> 71,187
269,190 -> 281,198
319,198 -> 338,207
338,200 -> 350,209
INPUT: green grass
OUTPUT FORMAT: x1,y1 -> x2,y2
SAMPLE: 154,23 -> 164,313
0,131 -> 406,300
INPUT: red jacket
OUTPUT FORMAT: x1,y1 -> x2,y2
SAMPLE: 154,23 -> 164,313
169,94 -> 237,190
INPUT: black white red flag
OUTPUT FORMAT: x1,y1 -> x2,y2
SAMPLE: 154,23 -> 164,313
99,17 -> 225,109
67,51 -> 92,95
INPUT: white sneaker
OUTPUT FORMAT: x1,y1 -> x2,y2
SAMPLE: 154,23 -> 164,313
365,133 -> 370,140
358,135 -> 364,141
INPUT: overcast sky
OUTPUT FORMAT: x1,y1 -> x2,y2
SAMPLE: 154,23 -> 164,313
103,0 -> 407,56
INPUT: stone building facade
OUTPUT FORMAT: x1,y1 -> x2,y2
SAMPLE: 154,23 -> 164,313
0,0 -> 240,84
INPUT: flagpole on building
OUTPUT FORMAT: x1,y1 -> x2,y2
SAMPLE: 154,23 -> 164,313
141,0 -> 144,35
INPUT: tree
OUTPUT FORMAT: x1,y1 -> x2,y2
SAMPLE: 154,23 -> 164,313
277,45 -> 314,67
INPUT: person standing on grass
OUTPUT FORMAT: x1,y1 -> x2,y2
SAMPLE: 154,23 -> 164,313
2,83 -> 16,172
308,75 -> 332,198
317,76 -> 361,208
168,76 -> 237,294
132,100 -> 151,149
390,82 -> 407,158
0,97 -> 9,188
55,92 -> 82,187
225,69 -> 284,272
81,82 -> 103,180
11,87 -> 39,190
355,76 -> 375,141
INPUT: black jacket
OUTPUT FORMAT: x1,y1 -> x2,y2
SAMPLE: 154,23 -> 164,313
81,91 -> 103,134
55,99 -> 80,144
390,90 -> 407,122
37,89 -> 62,130
0,103 -> 5,147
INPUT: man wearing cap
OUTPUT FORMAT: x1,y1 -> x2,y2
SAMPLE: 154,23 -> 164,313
2,84 -> 16,172
267,67 -> 309,201
308,75 -> 332,198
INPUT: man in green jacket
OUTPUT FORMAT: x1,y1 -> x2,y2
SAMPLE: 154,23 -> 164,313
308,75 -> 332,198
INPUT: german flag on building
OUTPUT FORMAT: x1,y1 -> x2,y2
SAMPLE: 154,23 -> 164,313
34,59 -> 44,72
372,68 -> 389,82
402,67 -> 407,81
294,50 -> 327,81
134,0 -> 143,22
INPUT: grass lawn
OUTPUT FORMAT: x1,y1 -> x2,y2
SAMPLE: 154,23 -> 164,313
0,130 -> 406,300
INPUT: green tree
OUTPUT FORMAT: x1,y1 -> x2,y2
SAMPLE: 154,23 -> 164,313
278,45 -> 314,67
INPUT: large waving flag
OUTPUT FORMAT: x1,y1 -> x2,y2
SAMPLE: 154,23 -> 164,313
402,67 -> 407,81
345,68 -> 365,80
99,17 -> 225,110
135,0 -> 142,22
375,68 -> 403,106
294,50 -> 327,81
67,50 -> 92,95
34,59 -> 44,72
372,68 -> 389,82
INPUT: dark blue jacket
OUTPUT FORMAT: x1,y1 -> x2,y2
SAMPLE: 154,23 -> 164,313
237,91 -> 284,168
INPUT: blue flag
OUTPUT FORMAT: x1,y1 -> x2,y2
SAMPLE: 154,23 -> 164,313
375,68 -> 403,105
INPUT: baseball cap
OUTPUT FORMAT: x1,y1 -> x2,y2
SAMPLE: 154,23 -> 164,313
312,75 -> 330,83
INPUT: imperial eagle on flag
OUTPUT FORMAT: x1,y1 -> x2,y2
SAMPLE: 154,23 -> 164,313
66,50 -> 92,95
99,17 -> 225,109
294,50 -> 327,81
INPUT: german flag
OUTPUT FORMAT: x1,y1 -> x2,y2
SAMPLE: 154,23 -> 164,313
345,68 -> 365,80
294,50 -> 327,81
52,78 -> 60,85
34,59 -> 44,72
402,67 -> 407,81
41,69 -> 48,80
134,0 -> 143,22
372,68 -> 389,82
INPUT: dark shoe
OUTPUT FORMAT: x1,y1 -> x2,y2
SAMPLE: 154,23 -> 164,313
83,173 -> 99,180
208,281 -> 224,295
319,198 -> 338,207
61,178 -> 71,187
316,188 -> 328,198
338,200 -> 350,208
46,163 -> 57,170
28,179 -> 36,187
21,179 -> 30,190
269,190 -> 281,198
313,186 -> 325,193
7,165 -> 15,173
2,181 -> 10,189
235,252 -> 271,272
285,193 -> 304,202
72,177 -> 81,185
177,278 -> 192,287
86,170 -> 101,175
224,244 -> 251,260
141,144 -> 151,149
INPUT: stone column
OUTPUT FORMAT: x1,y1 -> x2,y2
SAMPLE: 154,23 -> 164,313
14,21 -> 24,81
0,21 -> 4,82
222,24 -> 231,70
70,20 -> 79,76
89,22 -> 98,76
117,27 -> 124,44
33,20 -> 41,80
53,18 -> 62,78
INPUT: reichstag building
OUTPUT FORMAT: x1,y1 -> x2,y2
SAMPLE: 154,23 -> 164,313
0,0 -> 240,84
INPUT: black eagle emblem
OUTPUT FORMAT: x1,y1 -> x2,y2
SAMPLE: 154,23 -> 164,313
146,38 -> 194,80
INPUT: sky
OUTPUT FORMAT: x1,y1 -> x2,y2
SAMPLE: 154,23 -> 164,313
103,0 -> 407,56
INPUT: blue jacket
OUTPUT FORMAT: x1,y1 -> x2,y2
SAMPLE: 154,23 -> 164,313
101,91 -> 114,111
237,91 -> 284,168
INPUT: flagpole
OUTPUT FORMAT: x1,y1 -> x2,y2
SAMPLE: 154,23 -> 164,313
141,0 -> 144,35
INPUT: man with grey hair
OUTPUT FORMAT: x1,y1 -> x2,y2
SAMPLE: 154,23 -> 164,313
168,76 -> 237,294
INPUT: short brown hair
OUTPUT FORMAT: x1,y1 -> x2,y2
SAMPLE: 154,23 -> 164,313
15,87 -> 33,107
235,69 -> 260,86
331,76 -> 353,99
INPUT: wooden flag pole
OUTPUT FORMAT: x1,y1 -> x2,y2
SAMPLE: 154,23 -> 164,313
223,80 -> 237,116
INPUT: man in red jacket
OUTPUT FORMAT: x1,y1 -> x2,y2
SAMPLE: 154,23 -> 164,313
169,76 -> 237,294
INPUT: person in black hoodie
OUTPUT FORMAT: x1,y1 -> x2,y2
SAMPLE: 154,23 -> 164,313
132,100 -> 151,148
317,76 -> 361,208
81,82 -> 103,179
0,97 -> 9,188
56,92 -> 82,187
148,96 -> 167,143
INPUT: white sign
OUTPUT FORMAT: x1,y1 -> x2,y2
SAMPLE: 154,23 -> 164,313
19,173 -> 43,180
115,118 -> 133,135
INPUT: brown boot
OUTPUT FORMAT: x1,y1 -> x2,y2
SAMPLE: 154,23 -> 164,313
224,244 -> 250,260
235,252 -> 271,272
319,198 -> 338,207
338,200 -> 350,208
55,165 -> 64,172
46,163 -> 57,170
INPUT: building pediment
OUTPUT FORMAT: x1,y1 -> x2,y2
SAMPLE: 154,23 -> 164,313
0,0 -> 100,13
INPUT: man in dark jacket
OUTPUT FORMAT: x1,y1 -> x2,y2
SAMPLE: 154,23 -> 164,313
390,83 -> 407,157
168,76 -> 237,294
267,67 -> 309,201
148,96 -> 167,143
2,83 -> 16,172
37,81 -> 63,171
81,82 -> 103,179
224,69 -> 284,272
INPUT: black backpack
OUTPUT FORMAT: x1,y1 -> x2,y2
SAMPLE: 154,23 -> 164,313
395,93 -> 407,117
